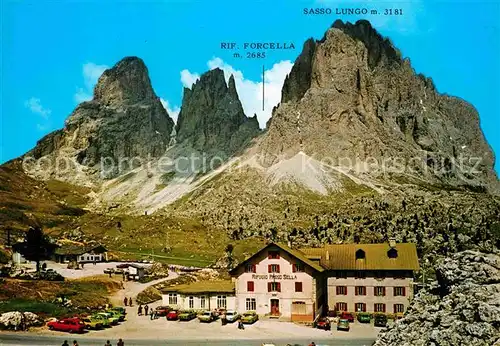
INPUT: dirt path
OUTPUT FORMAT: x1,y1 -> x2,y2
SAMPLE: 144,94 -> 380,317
110,271 -> 179,306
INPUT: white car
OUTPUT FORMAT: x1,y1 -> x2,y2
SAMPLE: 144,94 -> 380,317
225,310 -> 240,322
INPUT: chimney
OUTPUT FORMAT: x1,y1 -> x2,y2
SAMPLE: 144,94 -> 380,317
389,237 -> 397,248
325,250 -> 330,261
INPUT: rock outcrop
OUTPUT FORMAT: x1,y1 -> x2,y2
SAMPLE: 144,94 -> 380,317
176,68 -> 260,159
260,19 -> 498,192
25,57 -> 175,181
375,251 -> 500,346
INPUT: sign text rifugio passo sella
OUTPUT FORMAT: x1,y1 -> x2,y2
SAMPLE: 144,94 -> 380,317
220,42 -> 295,59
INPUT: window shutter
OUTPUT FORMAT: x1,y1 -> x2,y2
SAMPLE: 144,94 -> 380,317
277,282 -> 281,292
252,265 -> 256,273
336,286 -> 339,295
363,286 -> 366,295
403,287 -> 406,296
374,287 -> 377,296
383,287 -> 386,296
268,252 -> 272,259
355,287 -> 358,296
383,304 -> 386,313
268,265 -> 272,273
393,304 -> 397,314
276,252 -> 280,259
267,282 -> 271,292
363,303 -> 366,312
292,264 -> 296,272
345,286 -> 347,295
277,264 -> 280,273
247,281 -> 254,292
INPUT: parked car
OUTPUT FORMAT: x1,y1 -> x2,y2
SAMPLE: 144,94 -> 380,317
225,310 -> 240,323
97,312 -> 118,325
81,316 -> 103,330
103,268 -> 114,274
241,311 -> 259,324
374,314 -> 388,327
337,318 -> 350,331
155,305 -> 171,317
315,317 -> 331,331
47,318 -> 85,333
116,263 -> 129,269
357,312 -> 371,323
109,306 -> 126,315
106,309 -> 125,322
114,268 -> 124,274
340,312 -> 355,323
326,310 -> 339,324
198,310 -> 217,323
166,309 -> 180,321
178,310 -> 197,321
91,314 -> 111,328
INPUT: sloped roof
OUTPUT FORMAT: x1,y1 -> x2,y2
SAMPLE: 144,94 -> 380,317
300,243 -> 419,271
229,242 -> 324,275
54,244 -> 107,256
160,280 -> 235,294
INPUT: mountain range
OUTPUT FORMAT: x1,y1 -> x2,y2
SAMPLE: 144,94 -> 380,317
1,20 -> 499,259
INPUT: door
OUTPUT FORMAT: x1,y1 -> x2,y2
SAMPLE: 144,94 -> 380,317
270,299 -> 279,315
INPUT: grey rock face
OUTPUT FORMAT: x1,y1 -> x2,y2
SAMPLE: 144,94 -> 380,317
176,68 -> 260,159
374,251 -> 500,346
26,57 -> 174,179
261,19 -> 498,192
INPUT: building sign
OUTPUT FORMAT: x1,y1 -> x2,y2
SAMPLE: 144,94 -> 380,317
251,274 -> 298,280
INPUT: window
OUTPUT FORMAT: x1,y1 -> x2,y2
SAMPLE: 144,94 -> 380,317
336,271 -> 347,279
268,251 -> 280,259
336,286 -> 347,295
394,287 -> 406,296
268,264 -> 280,273
247,281 -> 255,292
355,271 -> 366,279
355,249 -> 366,260
388,248 -> 398,258
355,286 -> 366,296
246,298 -> 256,311
245,264 -> 256,273
168,293 -> 177,305
374,287 -> 386,296
336,302 -> 347,311
355,303 -> 366,312
374,303 -> 386,313
394,304 -> 405,313
200,296 -> 206,309
292,263 -> 305,272
188,296 -> 194,309
295,282 -> 303,292
268,282 -> 281,292
217,295 -> 227,309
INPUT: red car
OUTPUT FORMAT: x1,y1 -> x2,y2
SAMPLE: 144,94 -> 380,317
315,317 -> 331,331
340,312 -> 355,323
166,310 -> 179,321
47,318 -> 85,333
155,305 -> 171,317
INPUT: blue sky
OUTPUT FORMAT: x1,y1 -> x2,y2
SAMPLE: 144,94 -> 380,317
1,0 -> 499,173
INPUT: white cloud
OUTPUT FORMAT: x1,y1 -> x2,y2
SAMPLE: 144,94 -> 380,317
192,57 -> 293,128
25,97 -> 52,131
160,98 -> 181,123
25,97 -> 51,119
74,62 -> 109,103
180,69 -> 200,88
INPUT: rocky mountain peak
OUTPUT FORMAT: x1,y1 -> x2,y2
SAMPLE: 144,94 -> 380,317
263,19 -> 499,192
93,56 -> 156,107
175,68 -> 260,158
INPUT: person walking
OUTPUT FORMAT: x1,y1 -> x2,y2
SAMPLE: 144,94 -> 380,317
128,297 -> 132,306
150,309 -> 154,320
138,304 -> 143,316
117,338 -> 125,346
61,341 -> 69,346
104,341 -> 112,346
123,297 -> 128,307
144,304 -> 149,316
73,340 -> 79,346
